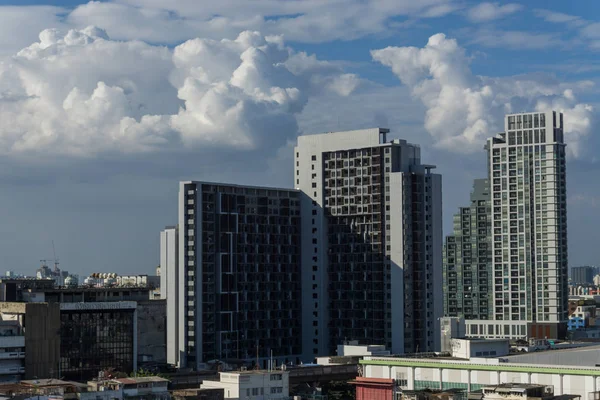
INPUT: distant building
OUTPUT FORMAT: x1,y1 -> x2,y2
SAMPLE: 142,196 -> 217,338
571,266 -> 596,285
569,284 -> 599,296
567,298 -> 597,331
443,179 -> 492,320
200,370 -> 289,400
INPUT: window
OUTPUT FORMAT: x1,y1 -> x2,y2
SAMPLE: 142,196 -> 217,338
252,388 -> 259,395
311,155 -> 317,160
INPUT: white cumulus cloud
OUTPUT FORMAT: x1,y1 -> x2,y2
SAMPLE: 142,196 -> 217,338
0,27 -> 357,159
371,33 -> 595,157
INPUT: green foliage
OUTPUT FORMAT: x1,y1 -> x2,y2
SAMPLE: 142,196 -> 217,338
129,368 -> 166,378
321,380 -> 355,400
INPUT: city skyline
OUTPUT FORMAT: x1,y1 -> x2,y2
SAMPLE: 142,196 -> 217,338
0,0 -> 598,275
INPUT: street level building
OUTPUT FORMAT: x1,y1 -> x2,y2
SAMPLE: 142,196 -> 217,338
200,370 -> 289,400
0,302 -> 60,382
359,346 -> 600,399
170,182 -> 302,369
59,301 -> 137,381
295,128 -> 443,357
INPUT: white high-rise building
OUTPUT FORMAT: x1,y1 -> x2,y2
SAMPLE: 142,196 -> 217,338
160,226 -> 179,366
294,128 -> 443,359
465,111 -> 568,339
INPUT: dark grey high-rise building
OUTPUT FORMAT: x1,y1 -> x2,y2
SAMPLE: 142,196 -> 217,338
571,266 -> 595,285
443,179 -> 492,320
172,182 -> 303,369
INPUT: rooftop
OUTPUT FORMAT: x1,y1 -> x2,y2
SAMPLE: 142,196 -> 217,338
220,369 -> 287,375
113,377 -> 169,384
20,379 -> 86,388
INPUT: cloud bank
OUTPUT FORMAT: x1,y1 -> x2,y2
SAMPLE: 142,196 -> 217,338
371,33 -> 595,157
0,27 -> 357,159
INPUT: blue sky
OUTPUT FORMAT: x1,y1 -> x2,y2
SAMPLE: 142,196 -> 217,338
0,0 -> 598,276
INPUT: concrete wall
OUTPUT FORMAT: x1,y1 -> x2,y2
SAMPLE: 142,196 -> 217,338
137,300 -> 167,365
23,303 -> 60,379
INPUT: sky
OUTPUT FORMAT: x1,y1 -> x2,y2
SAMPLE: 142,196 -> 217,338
0,0 -> 598,277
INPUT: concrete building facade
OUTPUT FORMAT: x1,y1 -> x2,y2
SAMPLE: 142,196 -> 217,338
0,302 -> 60,382
443,179 -> 492,320
200,370 -> 289,400
294,128 -> 443,357
175,182 -> 302,369
160,226 -> 179,366
360,354 -> 600,399
466,111 -> 569,340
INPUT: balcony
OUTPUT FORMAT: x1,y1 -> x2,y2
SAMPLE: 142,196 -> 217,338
0,366 -> 25,375
0,336 -> 24,349
0,352 -> 24,360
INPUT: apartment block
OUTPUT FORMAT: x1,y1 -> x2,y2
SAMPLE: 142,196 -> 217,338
175,182 -> 302,369
466,111 -> 568,340
443,179 -> 492,320
295,128 -> 443,357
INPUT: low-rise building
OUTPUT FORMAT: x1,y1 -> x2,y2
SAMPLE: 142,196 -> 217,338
359,345 -> 600,400
200,370 -> 289,400
0,302 -> 60,382
172,388 -> 224,400
447,339 -> 509,360
480,383 -> 554,400
568,299 -> 598,331
59,301 -> 137,381
89,377 -> 169,400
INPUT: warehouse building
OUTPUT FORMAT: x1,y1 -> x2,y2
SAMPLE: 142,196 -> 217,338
358,345 -> 600,399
